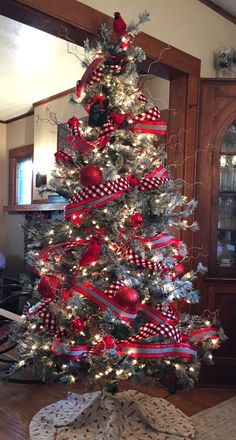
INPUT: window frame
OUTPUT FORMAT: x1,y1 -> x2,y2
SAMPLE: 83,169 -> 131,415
8,145 -> 33,206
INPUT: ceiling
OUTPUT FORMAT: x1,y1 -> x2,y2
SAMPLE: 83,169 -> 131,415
209,0 -> 236,18
1,2 -> 235,121
0,15 -> 85,121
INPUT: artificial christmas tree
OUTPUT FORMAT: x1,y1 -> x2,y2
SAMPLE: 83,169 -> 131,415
5,11 -> 225,439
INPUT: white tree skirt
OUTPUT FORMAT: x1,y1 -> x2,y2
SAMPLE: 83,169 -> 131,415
29,390 -> 195,440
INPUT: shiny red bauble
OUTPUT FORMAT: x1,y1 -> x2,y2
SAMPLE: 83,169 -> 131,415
174,263 -> 184,274
80,164 -> 103,187
70,214 -> 83,226
70,318 -> 85,333
114,286 -> 139,312
130,212 -> 144,227
38,275 -> 62,299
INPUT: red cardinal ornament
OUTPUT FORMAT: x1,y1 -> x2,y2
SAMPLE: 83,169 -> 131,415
80,236 -> 102,267
114,286 -> 139,312
38,275 -> 62,299
80,164 -> 103,187
130,212 -> 144,227
113,12 -> 127,38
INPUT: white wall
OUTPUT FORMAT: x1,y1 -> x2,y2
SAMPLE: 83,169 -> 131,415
80,0 -> 236,77
2,115 -> 34,278
33,94 -> 86,200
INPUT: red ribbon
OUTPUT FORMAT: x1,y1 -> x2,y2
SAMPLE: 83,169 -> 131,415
52,339 -> 197,361
76,56 -> 105,98
65,166 -> 169,219
138,233 -> 180,250
67,107 -> 167,155
67,117 -> 111,154
118,342 -> 197,360
190,327 -> 219,342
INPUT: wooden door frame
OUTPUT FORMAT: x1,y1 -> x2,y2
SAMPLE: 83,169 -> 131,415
0,0 -> 201,260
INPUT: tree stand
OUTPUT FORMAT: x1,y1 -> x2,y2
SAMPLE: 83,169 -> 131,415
30,390 -> 195,439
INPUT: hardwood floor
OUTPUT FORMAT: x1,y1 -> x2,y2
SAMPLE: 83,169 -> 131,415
0,379 -> 235,440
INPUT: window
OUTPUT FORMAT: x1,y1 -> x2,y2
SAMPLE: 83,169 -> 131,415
9,145 -> 33,206
217,123 -> 236,269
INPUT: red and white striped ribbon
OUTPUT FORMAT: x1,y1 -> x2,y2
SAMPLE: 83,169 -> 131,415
65,168 -> 169,219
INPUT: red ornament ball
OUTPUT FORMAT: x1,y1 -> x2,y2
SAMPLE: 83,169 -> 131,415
70,318 -> 85,334
114,286 -> 139,312
174,263 -> 184,274
80,164 -> 103,187
38,275 -> 62,299
70,214 -> 83,226
130,212 -> 144,227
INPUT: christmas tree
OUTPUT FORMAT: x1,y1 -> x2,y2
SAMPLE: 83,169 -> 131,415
8,12 -> 224,391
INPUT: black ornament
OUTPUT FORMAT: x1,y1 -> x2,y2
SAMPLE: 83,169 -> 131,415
89,98 -> 109,127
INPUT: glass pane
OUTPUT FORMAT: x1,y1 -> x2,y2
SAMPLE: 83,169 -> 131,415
217,230 -> 236,268
218,195 -> 236,229
222,122 -> 236,153
16,158 -> 32,205
220,155 -> 236,191
217,122 -> 236,270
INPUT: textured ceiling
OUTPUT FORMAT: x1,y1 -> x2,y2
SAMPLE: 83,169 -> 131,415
0,15 -> 84,121
210,0 -> 236,18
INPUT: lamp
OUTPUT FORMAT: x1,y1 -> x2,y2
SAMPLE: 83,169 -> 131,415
35,172 -> 47,188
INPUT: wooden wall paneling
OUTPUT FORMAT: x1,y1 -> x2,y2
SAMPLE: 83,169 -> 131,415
194,83 -> 216,270
167,76 -> 187,181
181,75 -> 200,260
167,74 -> 200,270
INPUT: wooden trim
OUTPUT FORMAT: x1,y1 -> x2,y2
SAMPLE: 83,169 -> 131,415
33,87 -> 75,107
9,144 -> 33,159
198,0 -> 236,24
4,203 -> 65,212
201,78 -> 236,84
0,0 -> 200,78
8,145 -> 33,206
5,110 -> 34,124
